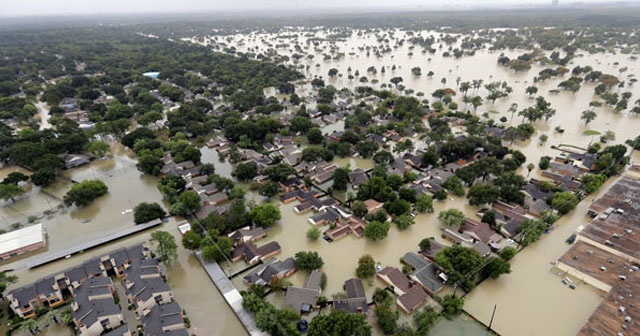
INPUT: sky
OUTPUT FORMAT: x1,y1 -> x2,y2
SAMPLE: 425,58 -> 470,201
0,0 -> 607,17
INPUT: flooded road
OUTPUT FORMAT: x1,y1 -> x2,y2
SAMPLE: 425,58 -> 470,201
1,144 -> 245,336
4,26 -> 639,336
34,101 -> 51,131
185,28 -> 640,335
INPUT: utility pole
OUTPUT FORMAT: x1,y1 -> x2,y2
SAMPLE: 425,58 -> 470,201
488,304 -> 497,331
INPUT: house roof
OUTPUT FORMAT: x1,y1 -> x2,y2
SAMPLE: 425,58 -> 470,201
141,302 -> 188,336
345,278 -> 366,299
460,218 -> 503,244
8,285 -> 37,308
411,263 -> 444,294
402,252 -> 430,271
304,270 -> 323,292
377,267 -> 411,293
397,286 -> 428,313
102,324 -> 131,336
363,199 -> 383,213
333,297 -> 368,314
283,287 -> 319,312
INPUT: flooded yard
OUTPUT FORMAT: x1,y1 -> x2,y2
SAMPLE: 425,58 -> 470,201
3,25 -> 640,336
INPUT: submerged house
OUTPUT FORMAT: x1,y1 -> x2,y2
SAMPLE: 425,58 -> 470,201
333,278 -> 368,315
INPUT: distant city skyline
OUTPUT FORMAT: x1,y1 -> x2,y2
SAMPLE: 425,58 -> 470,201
0,0 -> 620,17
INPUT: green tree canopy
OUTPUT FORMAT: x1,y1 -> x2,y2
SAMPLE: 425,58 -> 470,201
133,202 -> 166,224
63,179 -> 108,207
308,310 -> 371,336
151,230 -> 178,265
437,209 -> 465,228
295,251 -> 324,271
364,220 -> 391,241
356,254 -> 376,279
249,204 -> 281,227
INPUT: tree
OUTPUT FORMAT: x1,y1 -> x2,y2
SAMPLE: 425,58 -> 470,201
395,214 -> 415,231
539,156 -> 551,170
249,204 -> 281,227
414,306 -> 438,335
307,226 -> 321,240
481,256 -> 511,279
18,318 -> 40,336
442,176 -> 465,197
364,221 -> 391,241
0,184 -> 25,201
332,167 -> 349,191
234,162 -> 258,181
201,235 -> 234,262
580,174 -> 607,194
581,110 -> 597,124
374,150 -> 394,165
157,175 -> 186,203
352,200 -> 368,217
307,127 -> 324,144
437,209 -> 465,228
259,181 -> 280,198
30,169 -> 57,187
375,305 -> 398,335
519,219 -> 547,247
133,202 -> 166,224
151,230 -> 178,265
0,270 -> 18,296
467,183 -> 500,206
415,195 -> 434,213
136,152 -> 163,175
499,246 -> 517,261
170,191 -> 201,216
121,127 -> 156,148
435,245 -> 483,292
384,199 -> 411,217
63,179 -> 108,207
356,254 -> 376,279
87,141 -> 110,157
328,68 -> 339,77
390,76 -> 403,87
263,163 -> 296,183
551,191 -> 579,214
495,171 -> 527,205
440,294 -> 464,319
308,310 -> 371,336
527,163 -> 535,177
295,251 -> 324,271
182,230 -> 201,250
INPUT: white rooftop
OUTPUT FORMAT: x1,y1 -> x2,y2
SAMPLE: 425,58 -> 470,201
0,223 -> 45,255
177,222 -> 191,235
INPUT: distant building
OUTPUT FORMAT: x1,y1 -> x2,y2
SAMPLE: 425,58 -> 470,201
0,223 -> 46,261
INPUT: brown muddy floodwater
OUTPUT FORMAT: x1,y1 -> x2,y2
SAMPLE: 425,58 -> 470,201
0,144 -> 245,336
186,28 -> 640,335
3,27 -> 639,336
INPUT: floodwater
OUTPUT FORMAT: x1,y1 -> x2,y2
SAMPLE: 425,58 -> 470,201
4,26 -> 639,336
34,101 -> 51,130
184,28 -> 640,335
1,143 -> 245,336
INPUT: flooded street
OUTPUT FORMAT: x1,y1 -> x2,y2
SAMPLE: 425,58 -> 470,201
187,28 -> 640,335
0,143 -> 245,336
3,26 -> 639,336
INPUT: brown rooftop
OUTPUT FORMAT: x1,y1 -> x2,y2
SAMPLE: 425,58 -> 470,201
581,177 -> 640,261
558,241 -> 639,336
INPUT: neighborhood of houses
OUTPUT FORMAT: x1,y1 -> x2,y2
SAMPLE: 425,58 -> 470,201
140,92 -> 627,321
6,243 -> 191,336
